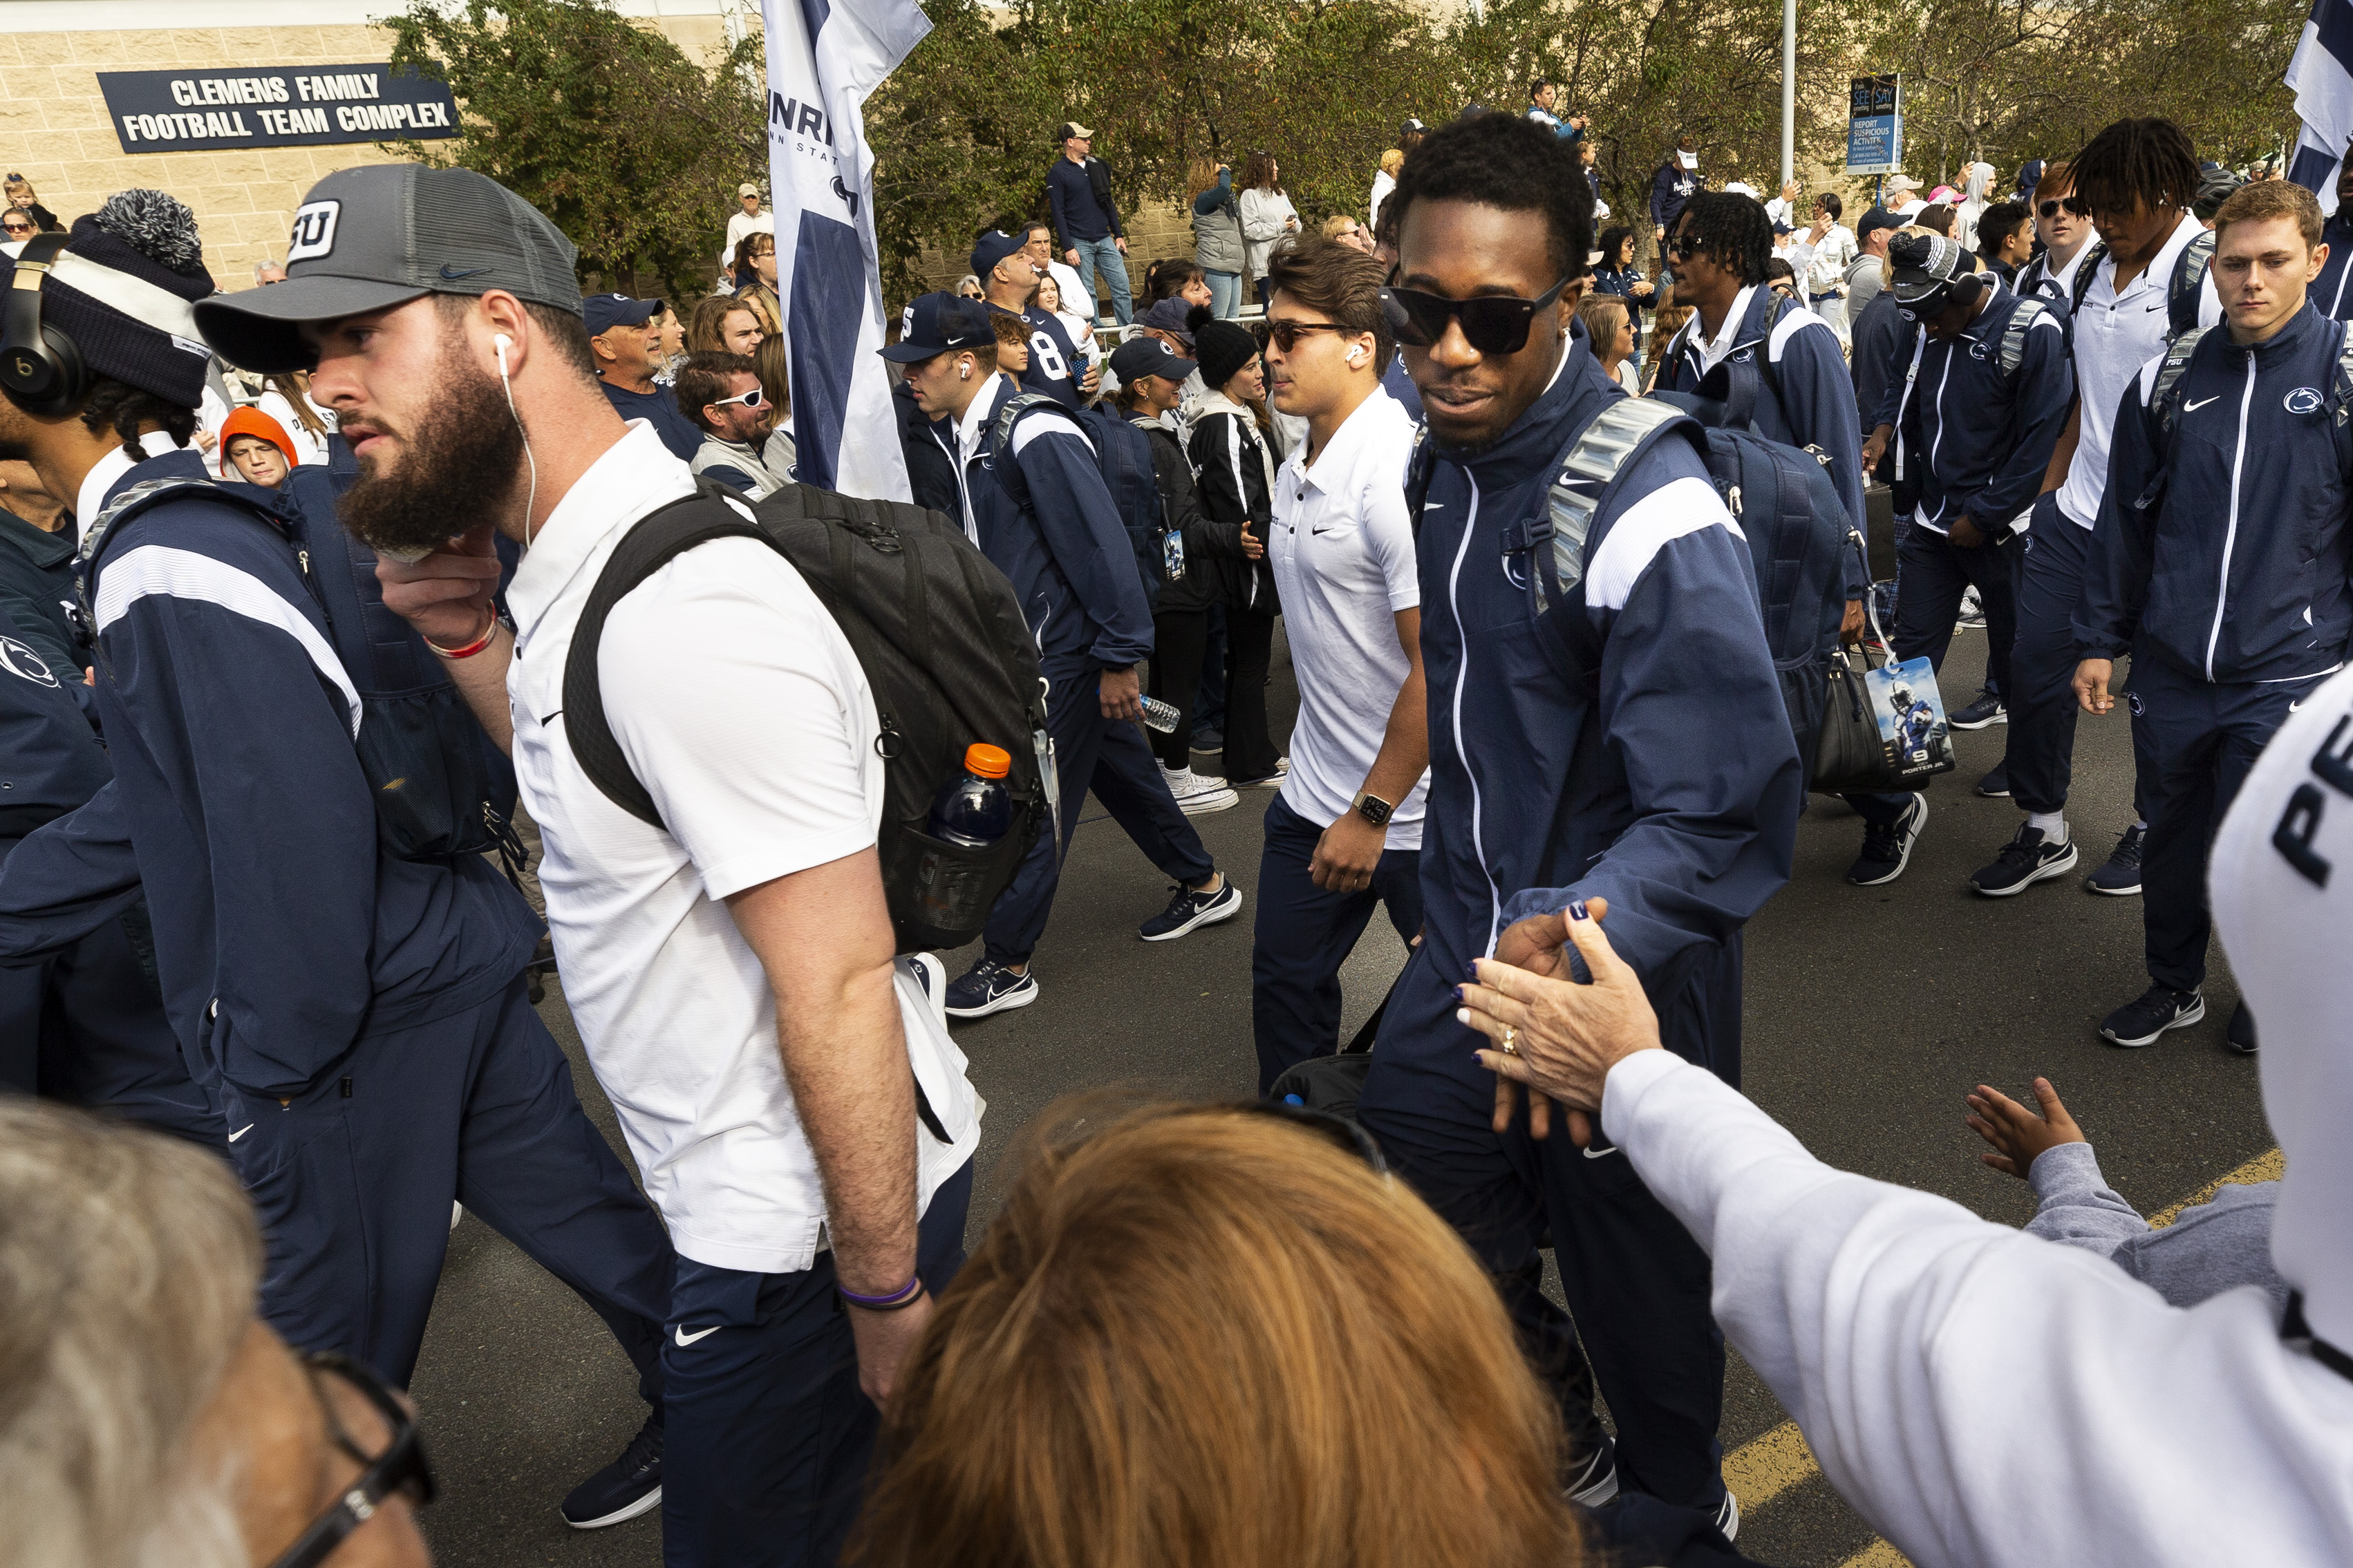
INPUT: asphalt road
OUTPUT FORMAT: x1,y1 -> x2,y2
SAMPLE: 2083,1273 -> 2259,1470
411,623 -> 2270,1568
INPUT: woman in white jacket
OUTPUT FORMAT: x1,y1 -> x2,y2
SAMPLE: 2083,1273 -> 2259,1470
1236,151 -> 1300,313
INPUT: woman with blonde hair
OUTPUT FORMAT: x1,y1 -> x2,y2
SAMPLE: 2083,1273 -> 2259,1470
847,1099 -> 1588,1568
1190,153 -> 1246,319
731,230 -> 782,337
1370,146 -> 1405,235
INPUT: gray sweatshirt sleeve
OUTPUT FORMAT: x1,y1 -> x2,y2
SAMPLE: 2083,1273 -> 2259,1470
2027,1141 -> 2287,1312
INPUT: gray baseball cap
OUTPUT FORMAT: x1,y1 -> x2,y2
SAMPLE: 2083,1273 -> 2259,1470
195,163 -> 582,372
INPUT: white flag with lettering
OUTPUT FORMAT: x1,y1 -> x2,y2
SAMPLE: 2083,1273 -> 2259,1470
760,0 -> 927,498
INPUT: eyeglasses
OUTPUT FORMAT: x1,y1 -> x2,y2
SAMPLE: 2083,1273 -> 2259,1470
2037,196 -> 2089,219
1235,1099 -> 1389,1173
1380,273 -> 1573,355
1263,318 -> 1355,352
710,386 -> 768,411
265,1352 -> 438,1568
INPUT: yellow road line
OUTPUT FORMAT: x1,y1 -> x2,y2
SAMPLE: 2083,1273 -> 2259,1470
1718,1146 -> 2282,1561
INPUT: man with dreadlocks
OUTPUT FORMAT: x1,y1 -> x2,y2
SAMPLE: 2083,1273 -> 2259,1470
0,187 -> 678,1524
1995,117 -> 2221,909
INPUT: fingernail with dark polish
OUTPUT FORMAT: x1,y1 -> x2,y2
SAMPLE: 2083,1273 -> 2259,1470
1568,899 -> 1590,921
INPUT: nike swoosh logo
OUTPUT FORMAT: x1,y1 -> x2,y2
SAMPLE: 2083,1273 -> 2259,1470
438,263 -> 492,280
229,1124 -> 254,1142
2183,396 -> 2219,412
673,1324 -> 720,1346
2290,699 -> 2308,711
1582,1143 -> 1622,1160
1423,502 -> 1443,510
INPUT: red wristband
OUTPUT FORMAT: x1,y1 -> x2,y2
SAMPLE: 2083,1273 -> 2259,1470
426,612 -> 499,661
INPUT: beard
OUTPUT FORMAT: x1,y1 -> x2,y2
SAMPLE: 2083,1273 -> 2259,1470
337,340 -> 525,561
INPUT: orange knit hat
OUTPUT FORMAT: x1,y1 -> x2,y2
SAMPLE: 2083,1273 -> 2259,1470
216,404 -> 299,478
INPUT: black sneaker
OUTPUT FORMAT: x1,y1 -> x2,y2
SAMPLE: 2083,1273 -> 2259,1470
1563,1433 -> 1620,1507
2085,823 -> 2145,896
1189,726 -> 1224,754
1973,762 -> 2010,798
1969,824 -> 2079,896
561,1413 -> 663,1529
1950,688 -> 2007,729
1714,1489 -> 1741,1542
1139,877 -> 1244,941
944,956 -> 1039,1019
1846,795 -> 1926,886
2227,1001 -> 2258,1056
2099,983 -> 2205,1048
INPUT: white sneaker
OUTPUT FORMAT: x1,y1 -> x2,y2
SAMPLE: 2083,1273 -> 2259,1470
1161,765 -> 1239,815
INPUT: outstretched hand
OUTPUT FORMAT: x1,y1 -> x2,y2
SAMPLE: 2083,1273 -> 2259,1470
1461,898 -> 1666,1148
1964,1076 -> 2085,1179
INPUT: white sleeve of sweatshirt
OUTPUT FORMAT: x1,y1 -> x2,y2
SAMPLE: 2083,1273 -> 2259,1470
1602,1048 -> 2353,1568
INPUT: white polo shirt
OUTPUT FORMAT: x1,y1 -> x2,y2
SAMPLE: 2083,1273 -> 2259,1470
504,420 -> 982,1276
1268,386 -> 1429,847
2056,212 -> 2222,530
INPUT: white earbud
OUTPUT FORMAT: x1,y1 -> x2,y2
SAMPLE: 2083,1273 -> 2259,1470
1347,347 -> 1365,365
494,332 -> 513,380
959,363 -> 971,380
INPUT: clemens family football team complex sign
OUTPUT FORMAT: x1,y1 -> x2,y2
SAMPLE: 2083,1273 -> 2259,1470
96,65 -> 460,153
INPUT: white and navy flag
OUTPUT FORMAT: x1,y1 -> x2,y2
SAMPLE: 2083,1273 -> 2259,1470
2287,0 -> 2353,210
760,0 -> 927,498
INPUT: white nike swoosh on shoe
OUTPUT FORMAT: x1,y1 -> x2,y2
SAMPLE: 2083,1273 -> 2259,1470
229,1124 -> 254,1142
674,1324 -> 720,1346
2183,395 -> 2219,411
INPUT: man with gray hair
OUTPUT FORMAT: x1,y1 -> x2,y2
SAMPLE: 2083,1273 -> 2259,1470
0,1098 -> 436,1568
254,257 -> 287,285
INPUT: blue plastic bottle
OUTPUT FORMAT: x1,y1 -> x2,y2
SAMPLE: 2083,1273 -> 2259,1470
927,743 -> 1013,849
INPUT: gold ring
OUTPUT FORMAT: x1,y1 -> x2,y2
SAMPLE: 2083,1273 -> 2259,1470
1501,1024 -> 1519,1056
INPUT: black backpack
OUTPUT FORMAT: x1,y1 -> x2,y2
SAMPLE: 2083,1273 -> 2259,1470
76,469 -> 523,865
562,480 -> 1051,954
1409,395 -> 1848,782
988,393 -> 1168,610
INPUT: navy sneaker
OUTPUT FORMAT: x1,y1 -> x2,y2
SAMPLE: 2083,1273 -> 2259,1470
2085,822 -> 2145,895
1139,877 -> 1244,941
1190,726 -> 1224,754
561,1413 -> 663,1529
2099,983 -> 2204,1047
1949,688 -> 2006,729
2227,1001 -> 2258,1056
1973,762 -> 2010,798
1846,794 -> 1926,887
944,956 -> 1038,1019
1969,824 -> 2079,896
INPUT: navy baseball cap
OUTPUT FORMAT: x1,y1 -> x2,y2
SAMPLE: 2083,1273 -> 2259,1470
970,229 -> 1030,280
881,292 -> 993,363
1856,207 -> 1904,245
1109,335 -> 1196,385
582,293 -> 660,337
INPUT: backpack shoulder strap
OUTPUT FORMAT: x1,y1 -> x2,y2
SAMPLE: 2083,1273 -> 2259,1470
2146,325 -> 2211,442
1535,396 -> 1694,598
991,389 -> 1075,454
2336,320 -> 2353,429
75,473 -> 301,646
2171,229 -> 2216,337
2071,241 -> 2110,312
1404,422 -> 1435,536
1998,296 -> 2050,377
561,484 -> 772,829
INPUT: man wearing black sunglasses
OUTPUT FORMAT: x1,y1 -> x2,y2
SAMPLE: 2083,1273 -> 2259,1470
1360,111 -> 1801,1537
2015,159 -> 2097,308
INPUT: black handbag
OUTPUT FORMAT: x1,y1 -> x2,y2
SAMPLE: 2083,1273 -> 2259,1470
1810,530 -> 1953,795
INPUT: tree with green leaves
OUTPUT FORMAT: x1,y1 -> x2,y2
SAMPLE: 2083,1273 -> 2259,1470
383,0 -> 765,300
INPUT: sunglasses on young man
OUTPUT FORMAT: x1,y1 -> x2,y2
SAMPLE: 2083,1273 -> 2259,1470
2038,195 -> 2090,219
1380,274 -> 1573,355
709,386 -> 769,411
1262,318 -> 1358,353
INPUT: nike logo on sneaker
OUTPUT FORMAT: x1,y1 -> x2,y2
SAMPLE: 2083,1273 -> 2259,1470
439,263 -> 493,280
674,1324 -> 720,1346
229,1124 -> 254,1142
2183,396 -> 2219,412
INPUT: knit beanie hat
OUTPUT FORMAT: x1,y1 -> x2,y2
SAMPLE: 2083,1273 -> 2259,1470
1194,319 -> 1260,394
15,191 -> 218,410
216,404 -> 298,477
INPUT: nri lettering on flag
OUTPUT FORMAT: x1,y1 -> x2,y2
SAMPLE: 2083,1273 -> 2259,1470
761,0 -> 930,500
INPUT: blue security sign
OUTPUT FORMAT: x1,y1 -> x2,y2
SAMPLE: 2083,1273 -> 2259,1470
97,64 -> 460,154
1846,74 -> 1903,176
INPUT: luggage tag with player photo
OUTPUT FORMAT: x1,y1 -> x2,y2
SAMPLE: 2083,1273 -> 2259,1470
1864,654 -> 1957,783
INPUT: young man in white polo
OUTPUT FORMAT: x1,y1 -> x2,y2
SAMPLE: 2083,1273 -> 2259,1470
1250,235 -> 1430,1094
199,162 -> 982,1568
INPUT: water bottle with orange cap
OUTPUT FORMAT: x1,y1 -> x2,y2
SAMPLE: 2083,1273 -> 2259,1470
926,742 -> 1015,849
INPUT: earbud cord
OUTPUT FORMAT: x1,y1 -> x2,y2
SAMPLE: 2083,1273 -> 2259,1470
496,340 -> 539,555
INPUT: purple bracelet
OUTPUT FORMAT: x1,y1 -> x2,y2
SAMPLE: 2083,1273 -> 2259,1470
838,1274 -> 924,1310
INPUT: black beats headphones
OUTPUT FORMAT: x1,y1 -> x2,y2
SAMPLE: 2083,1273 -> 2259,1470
1,233 -> 91,417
